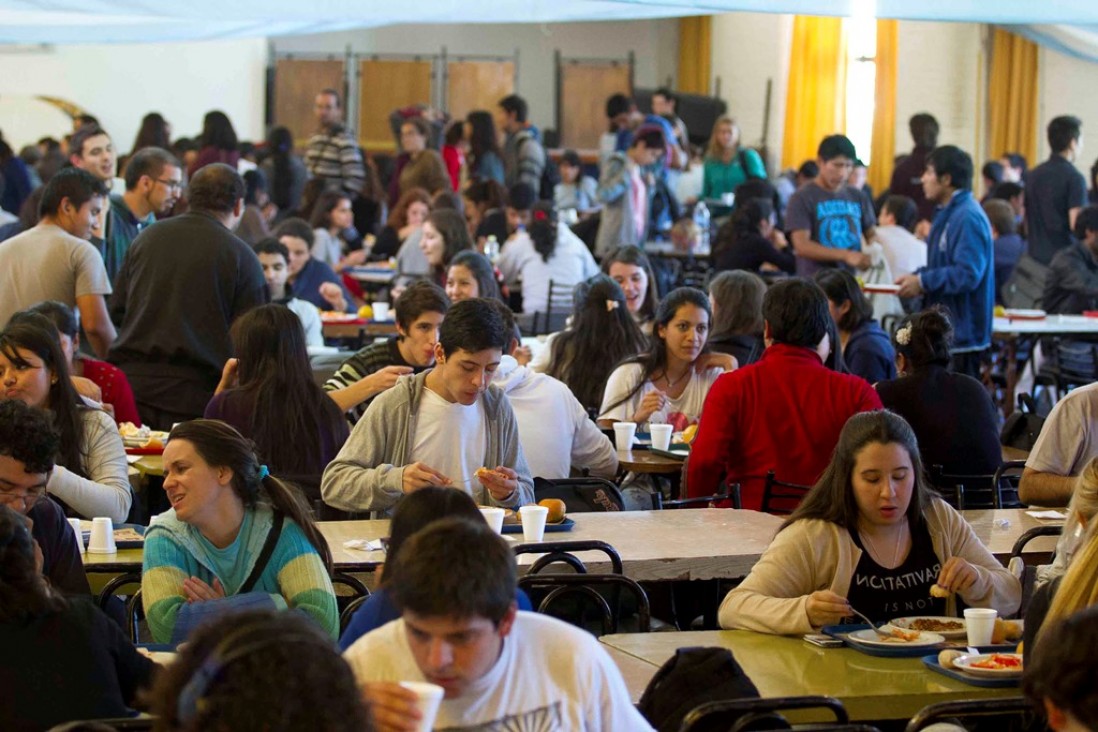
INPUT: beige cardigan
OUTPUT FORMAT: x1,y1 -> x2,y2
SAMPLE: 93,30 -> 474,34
719,499 -> 1022,635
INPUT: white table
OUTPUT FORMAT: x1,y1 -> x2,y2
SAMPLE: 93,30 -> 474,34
993,314 -> 1098,336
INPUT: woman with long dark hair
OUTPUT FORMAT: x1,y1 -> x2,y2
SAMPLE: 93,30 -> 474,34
446,250 -> 501,303
601,245 -> 660,335
712,197 -> 794,274
419,208 -> 474,286
205,304 -> 349,492
309,189 -> 364,272
815,269 -> 896,384
142,419 -> 339,644
235,169 -> 272,246
0,316 -> 130,521
465,110 -> 505,186
131,112 -> 172,153
707,270 -> 767,367
188,110 -> 240,177
720,410 -> 1019,634
260,125 -> 308,219
496,201 -> 598,314
0,505 -> 155,729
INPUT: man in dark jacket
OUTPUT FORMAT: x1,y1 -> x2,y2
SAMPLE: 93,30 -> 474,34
889,113 -> 940,225
1043,206 -> 1098,314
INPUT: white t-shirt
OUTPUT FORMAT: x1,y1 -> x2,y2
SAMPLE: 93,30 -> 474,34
344,612 -> 653,732
286,297 -> 323,347
598,362 -> 723,431
1026,380 -> 1098,477
411,387 -> 489,494
872,225 -> 927,278
497,227 -> 599,314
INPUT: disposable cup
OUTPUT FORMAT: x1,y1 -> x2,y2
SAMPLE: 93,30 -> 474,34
399,681 -> 444,732
479,507 -> 505,534
373,302 -> 390,321
519,505 -> 549,542
87,517 -> 116,554
964,608 -> 997,646
612,422 -> 637,452
650,423 -> 673,451
67,517 -> 84,552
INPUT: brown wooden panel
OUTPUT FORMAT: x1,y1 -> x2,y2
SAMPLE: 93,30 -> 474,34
357,59 -> 433,152
446,61 -> 515,121
560,63 -> 632,150
273,59 -> 345,149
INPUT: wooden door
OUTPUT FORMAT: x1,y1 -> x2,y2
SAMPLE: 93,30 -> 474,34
559,62 -> 632,150
357,59 -> 434,151
273,59 -> 345,148
446,61 -> 515,121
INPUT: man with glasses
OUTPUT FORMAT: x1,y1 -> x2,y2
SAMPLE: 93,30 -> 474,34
104,147 -> 183,282
0,399 -> 90,595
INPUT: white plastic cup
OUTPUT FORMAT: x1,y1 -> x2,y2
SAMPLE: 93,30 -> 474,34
67,517 -> 84,552
518,505 -> 549,542
964,608 -> 998,646
87,517 -> 116,554
612,421 -> 637,452
650,423 -> 673,451
479,507 -> 505,534
399,681 -> 444,732
373,301 -> 390,321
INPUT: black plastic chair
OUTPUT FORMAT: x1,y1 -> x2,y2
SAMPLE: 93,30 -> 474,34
993,460 -> 1027,509
761,471 -> 812,515
1009,524 -> 1063,618
339,594 -> 372,634
331,571 -> 371,628
533,477 -> 624,513
905,697 -> 1032,732
526,279 -> 574,336
1038,337 -> 1098,398
653,481 -> 741,510
517,572 -> 651,635
513,539 -> 623,575
928,465 -> 999,510
97,572 -> 144,643
681,694 -> 851,732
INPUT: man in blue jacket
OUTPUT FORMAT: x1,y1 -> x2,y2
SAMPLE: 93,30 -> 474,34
896,145 -> 994,379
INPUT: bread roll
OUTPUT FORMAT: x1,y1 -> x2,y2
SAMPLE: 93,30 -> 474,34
938,650 -> 963,669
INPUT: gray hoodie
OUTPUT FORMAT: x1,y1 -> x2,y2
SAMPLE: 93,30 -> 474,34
321,370 -> 534,514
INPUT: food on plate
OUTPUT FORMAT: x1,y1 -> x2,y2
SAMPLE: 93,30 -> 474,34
938,649 -> 963,669
119,422 -> 150,439
910,618 -> 964,632
113,528 -> 144,542
681,424 -> 699,444
969,653 -> 1022,671
887,626 -> 921,642
474,467 -> 509,483
991,618 -> 1023,644
537,498 -> 567,523
143,436 -> 165,450
929,584 -> 952,598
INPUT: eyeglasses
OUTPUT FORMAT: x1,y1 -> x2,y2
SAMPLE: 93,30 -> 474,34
154,178 -> 184,191
0,489 -> 44,510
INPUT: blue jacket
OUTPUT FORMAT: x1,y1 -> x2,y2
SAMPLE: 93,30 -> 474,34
919,190 -> 994,351
844,319 -> 896,385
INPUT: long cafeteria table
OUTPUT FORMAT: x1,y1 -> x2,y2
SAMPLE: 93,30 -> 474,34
600,630 -> 1020,721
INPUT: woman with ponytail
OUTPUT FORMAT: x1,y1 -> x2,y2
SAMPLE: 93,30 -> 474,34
875,307 -> 1001,478
496,201 -> 599,314
142,419 -> 338,644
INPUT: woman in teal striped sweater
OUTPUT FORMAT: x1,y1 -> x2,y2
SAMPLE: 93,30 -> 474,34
142,419 -> 337,644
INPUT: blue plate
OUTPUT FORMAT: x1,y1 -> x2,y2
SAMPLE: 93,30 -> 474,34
921,654 -> 1020,688
502,518 -> 575,534
822,624 -> 944,658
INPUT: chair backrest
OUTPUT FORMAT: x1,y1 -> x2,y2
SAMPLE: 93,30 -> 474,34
339,594 -> 371,634
534,477 -> 624,513
331,571 -> 371,632
653,482 -> 741,510
681,695 -> 849,732
96,571 -> 144,643
1053,338 -> 1098,388
1009,525 -> 1063,619
904,697 -> 1032,732
928,465 -> 999,510
993,460 -> 1027,509
761,471 -> 812,515
513,539 -> 624,575
517,572 -> 650,635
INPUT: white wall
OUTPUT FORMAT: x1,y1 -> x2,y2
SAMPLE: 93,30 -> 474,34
0,38 -> 268,153
272,19 -> 680,136
1038,46 -> 1098,178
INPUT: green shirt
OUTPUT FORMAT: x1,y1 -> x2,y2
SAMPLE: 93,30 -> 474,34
103,193 -> 154,282
702,149 -> 767,199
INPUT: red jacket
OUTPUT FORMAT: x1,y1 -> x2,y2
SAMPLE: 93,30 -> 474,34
686,343 -> 882,511
80,357 -> 141,427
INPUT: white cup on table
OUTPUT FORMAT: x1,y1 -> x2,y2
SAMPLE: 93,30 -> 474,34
373,301 -> 390,321
612,421 -> 637,452
399,681 -> 444,732
86,517 -> 116,554
518,505 -> 549,542
963,608 -> 997,646
67,517 -> 84,551
650,423 -> 673,451
479,507 -> 505,534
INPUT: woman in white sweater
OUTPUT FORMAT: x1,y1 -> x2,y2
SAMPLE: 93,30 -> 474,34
0,316 -> 130,522
720,410 -> 1020,635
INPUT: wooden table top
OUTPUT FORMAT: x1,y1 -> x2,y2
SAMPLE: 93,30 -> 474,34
1000,445 -> 1029,463
960,507 -> 1062,560
601,630 -> 1019,721
618,449 -> 685,475
321,319 -> 398,340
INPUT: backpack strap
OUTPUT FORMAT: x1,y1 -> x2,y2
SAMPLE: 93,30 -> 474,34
240,511 -> 285,594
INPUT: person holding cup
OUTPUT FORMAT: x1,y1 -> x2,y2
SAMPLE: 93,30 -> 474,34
719,411 -> 1020,635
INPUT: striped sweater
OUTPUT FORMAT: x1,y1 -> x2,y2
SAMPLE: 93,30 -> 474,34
304,128 -> 366,196
141,503 -> 337,643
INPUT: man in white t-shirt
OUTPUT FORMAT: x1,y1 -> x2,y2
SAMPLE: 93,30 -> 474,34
1020,381 -> 1098,507
321,298 -> 534,514
345,517 -> 653,732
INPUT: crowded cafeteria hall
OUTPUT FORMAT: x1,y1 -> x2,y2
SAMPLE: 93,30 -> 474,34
4,0 -> 1098,729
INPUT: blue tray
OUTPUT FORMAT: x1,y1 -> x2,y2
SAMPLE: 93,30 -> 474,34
502,518 -> 575,534
922,654 -> 1021,688
823,624 -> 1018,659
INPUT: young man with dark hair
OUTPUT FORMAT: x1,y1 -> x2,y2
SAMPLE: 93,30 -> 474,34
1026,115 -> 1087,265
1042,205 -> 1098,315
305,88 -> 367,197
983,197 -> 1025,305
496,94 -> 545,192
324,281 -> 450,423
0,168 -> 115,356
108,163 -> 267,428
253,239 -> 323,346
0,399 -> 90,595
68,124 -> 117,242
102,147 -> 183,281
273,217 -> 353,313
652,87 -> 688,167
890,112 -> 940,223
871,194 -> 927,278
345,517 -> 651,730
595,127 -> 666,256
786,134 -> 876,277
322,298 -> 534,514
600,93 -> 635,169
896,145 -> 994,378
687,278 -> 882,510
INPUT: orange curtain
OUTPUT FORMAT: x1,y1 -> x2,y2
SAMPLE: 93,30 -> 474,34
868,19 -> 898,196
988,28 -> 1039,165
678,16 -> 712,95
782,15 -> 848,171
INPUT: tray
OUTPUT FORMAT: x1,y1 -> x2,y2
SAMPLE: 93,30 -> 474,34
125,446 -> 164,456
650,446 -> 690,461
80,522 -> 146,549
502,518 -> 575,535
821,625 -> 1016,659
922,654 -> 1020,688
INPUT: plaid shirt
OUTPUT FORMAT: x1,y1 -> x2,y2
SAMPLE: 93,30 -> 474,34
323,338 -> 423,423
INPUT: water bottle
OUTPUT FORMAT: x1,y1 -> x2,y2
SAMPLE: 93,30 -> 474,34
484,235 -> 500,263
693,201 -> 710,254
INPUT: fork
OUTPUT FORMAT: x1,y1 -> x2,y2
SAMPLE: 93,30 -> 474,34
848,606 -> 891,637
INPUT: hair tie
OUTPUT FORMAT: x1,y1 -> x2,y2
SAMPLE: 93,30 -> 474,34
606,299 -> 620,312
533,209 -> 549,222
895,324 -> 913,346
257,465 -> 269,481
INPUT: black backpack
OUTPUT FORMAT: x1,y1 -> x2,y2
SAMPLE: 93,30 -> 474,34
637,646 -> 761,732
1000,392 -> 1046,451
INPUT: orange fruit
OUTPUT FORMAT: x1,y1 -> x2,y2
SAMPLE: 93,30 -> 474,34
538,498 -> 567,523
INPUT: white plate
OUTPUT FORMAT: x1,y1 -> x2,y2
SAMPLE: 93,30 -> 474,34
889,616 -> 967,640
952,653 -> 1024,678
1003,309 -> 1047,320
862,283 -> 902,294
845,627 -> 946,647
